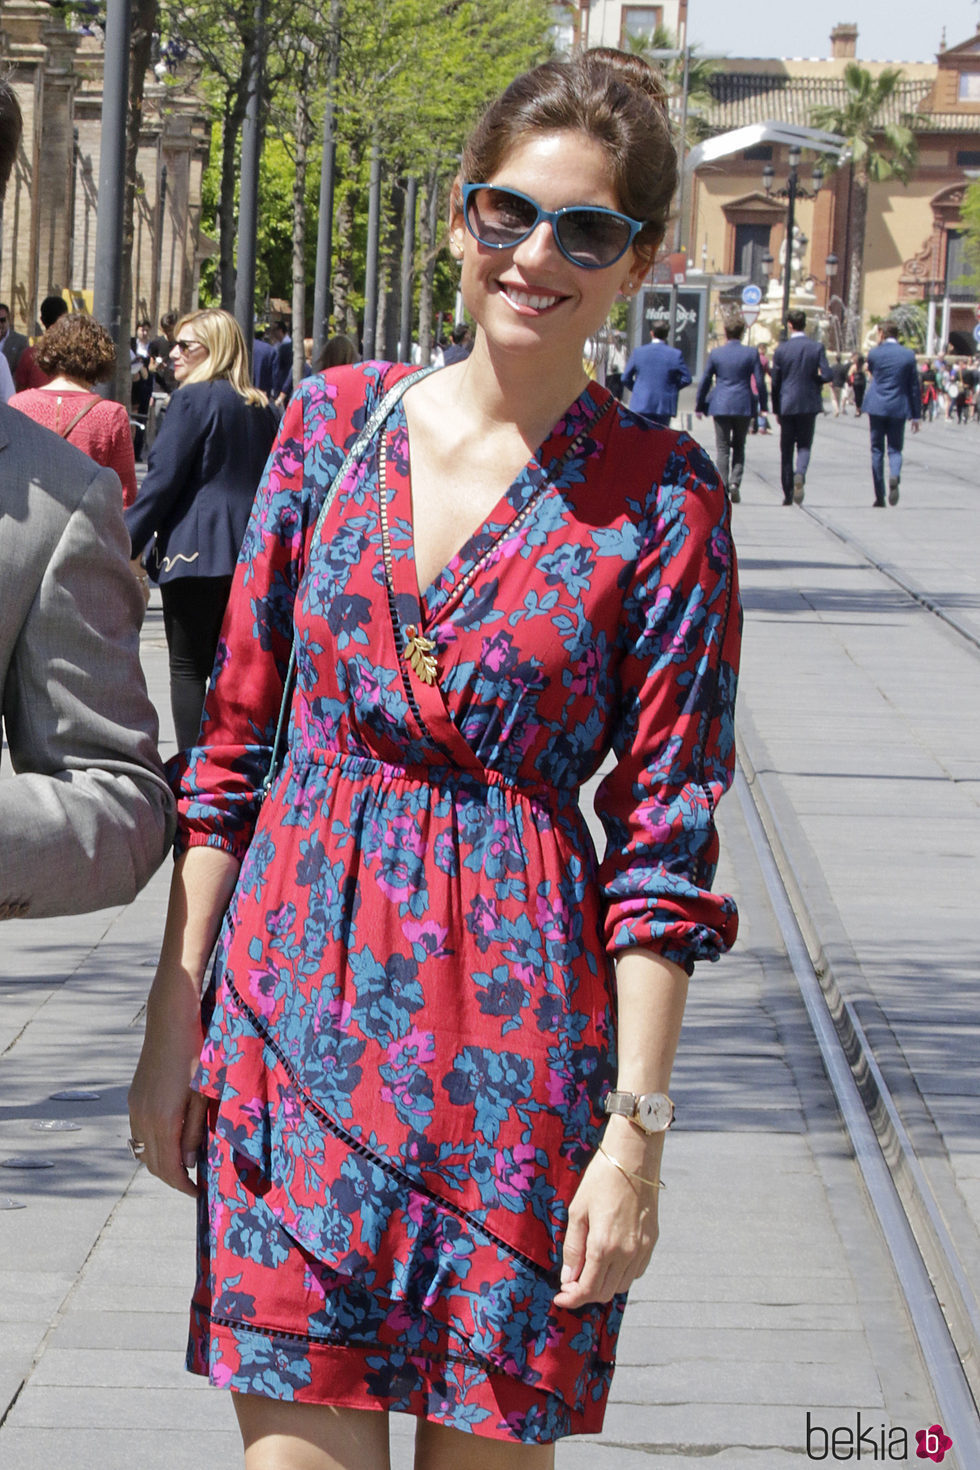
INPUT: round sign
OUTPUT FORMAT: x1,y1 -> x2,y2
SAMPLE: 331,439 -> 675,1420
741,284 -> 763,306
973,322 -> 980,344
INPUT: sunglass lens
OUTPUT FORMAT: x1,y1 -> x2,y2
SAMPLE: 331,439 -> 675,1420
557,209 -> 631,267
467,188 -> 537,247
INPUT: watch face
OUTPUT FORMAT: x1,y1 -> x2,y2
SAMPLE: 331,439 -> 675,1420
637,1094 -> 673,1131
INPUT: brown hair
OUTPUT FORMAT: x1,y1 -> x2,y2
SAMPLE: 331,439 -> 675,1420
459,48 -> 676,254
314,334 -> 358,373
35,312 -> 116,383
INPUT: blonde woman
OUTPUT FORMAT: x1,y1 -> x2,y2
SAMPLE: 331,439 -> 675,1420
125,308 -> 278,750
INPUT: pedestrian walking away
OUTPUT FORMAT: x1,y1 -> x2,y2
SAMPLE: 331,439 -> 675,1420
847,351 -> 867,416
10,312 -> 138,508
770,309 -> 833,505
128,46 -> 741,1470
621,321 -> 692,426
695,308 -> 767,502
863,320 -> 920,506
125,308 -> 278,752
0,80 -> 174,921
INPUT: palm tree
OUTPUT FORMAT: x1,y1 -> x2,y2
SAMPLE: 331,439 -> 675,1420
626,24 -> 717,149
811,63 -> 917,346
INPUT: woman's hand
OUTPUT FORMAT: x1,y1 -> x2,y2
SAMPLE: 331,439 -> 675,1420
553,1139 -> 660,1309
128,980 -> 207,1198
127,847 -> 241,1197
553,947 -> 687,1310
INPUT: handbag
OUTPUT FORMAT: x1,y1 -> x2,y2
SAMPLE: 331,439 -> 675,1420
261,366 -> 433,799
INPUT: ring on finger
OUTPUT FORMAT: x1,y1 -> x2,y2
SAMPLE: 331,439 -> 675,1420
127,1137 -> 146,1161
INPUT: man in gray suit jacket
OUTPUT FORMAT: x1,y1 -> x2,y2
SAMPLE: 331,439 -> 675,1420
0,82 -> 174,920
771,309 -> 833,505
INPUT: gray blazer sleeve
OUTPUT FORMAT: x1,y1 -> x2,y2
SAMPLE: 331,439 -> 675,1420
0,441 -> 176,918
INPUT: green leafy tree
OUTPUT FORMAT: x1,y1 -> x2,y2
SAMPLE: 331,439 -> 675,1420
627,23 -> 716,148
157,0 -> 300,308
259,0 -> 552,356
811,63 -> 917,346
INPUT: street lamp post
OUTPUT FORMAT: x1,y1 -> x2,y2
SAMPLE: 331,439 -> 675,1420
763,146 -> 824,339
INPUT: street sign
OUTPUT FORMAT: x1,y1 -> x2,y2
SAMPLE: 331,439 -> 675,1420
741,283 -> 763,307
973,322 -> 980,344
742,306 -> 760,326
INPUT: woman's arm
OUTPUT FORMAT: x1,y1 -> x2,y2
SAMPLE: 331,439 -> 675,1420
554,948 -> 687,1309
128,845 -> 240,1197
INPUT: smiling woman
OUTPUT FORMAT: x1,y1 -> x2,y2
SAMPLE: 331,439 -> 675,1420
129,47 -> 741,1470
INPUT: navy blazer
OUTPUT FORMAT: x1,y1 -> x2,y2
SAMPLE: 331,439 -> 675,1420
126,379 -> 278,583
622,340 -> 692,419
696,339 -> 768,416
771,333 -> 833,416
863,340 -> 921,420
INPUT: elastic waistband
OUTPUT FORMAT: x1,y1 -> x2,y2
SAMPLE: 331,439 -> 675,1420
282,745 -> 577,815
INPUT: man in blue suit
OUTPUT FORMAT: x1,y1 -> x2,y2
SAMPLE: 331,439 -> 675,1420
622,323 -> 692,427
695,314 -> 767,503
771,309 -> 833,505
864,321 -> 921,505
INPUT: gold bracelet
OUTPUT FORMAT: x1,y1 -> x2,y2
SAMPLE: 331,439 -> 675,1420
597,1143 -> 665,1190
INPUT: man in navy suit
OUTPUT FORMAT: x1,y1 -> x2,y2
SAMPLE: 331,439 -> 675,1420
695,315 -> 767,503
251,332 -> 277,396
864,321 -> 921,506
622,323 -> 692,427
771,309 -> 833,505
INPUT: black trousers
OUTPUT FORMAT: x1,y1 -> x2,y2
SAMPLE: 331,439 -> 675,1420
160,575 -> 234,752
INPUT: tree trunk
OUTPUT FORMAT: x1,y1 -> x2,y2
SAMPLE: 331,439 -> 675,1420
382,180 -> 403,361
291,69 -> 311,387
331,187 -> 356,342
114,0 -> 157,405
416,166 -> 439,366
218,84 -> 249,309
846,166 -> 868,352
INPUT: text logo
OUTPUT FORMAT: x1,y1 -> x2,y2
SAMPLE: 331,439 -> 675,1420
805,1412 -> 953,1462
915,1424 -> 952,1463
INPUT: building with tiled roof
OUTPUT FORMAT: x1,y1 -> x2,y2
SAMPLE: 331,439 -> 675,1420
684,24 -> 980,351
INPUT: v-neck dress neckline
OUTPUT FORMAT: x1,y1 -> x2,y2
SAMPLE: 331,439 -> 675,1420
381,381 -> 614,635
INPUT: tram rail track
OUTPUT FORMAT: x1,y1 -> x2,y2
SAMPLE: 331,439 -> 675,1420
733,498 -> 980,1462
801,503 -> 980,655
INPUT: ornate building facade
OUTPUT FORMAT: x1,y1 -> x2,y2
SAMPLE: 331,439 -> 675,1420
687,24 -> 980,352
0,0 -> 210,338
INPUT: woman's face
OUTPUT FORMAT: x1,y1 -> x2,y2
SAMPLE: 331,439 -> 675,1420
451,130 -> 652,369
171,323 -> 209,383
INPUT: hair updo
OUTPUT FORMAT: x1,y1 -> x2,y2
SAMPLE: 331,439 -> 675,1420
460,48 -> 677,253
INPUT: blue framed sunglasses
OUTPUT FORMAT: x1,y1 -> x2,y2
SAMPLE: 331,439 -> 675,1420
461,183 -> 646,270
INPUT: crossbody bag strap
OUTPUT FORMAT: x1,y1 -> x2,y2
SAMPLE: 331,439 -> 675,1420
261,365 -> 435,799
58,395 -> 101,439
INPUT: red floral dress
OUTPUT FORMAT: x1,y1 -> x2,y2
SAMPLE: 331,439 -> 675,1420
176,362 -> 740,1443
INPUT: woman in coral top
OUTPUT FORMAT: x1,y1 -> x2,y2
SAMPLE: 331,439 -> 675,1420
10,312 -> 137,506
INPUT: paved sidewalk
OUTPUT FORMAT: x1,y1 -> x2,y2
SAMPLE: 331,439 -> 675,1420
3,410 -> 973,1464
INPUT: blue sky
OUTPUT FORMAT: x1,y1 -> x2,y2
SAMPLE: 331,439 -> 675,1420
685,0 -> 979,63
